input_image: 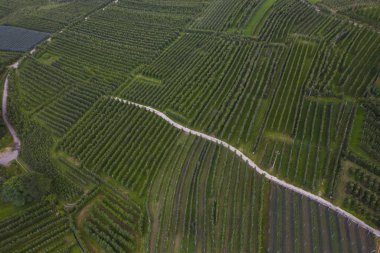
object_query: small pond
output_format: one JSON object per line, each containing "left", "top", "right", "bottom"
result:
{"left": 0, "top": 25, "right": 49, "bottom": 52}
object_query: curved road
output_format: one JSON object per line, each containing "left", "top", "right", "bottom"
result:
{"left": 0, "top": 76, "right": 20, "bottom": 165}
{"left": 111, "top": 96, "right": 380, "bottom": 237}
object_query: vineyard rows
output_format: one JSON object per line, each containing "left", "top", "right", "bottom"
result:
{"left": 58, "top": 98, "right": 378, "bottom": 251}
{"left": 0, "top": 202, "right": 76, "bottom": 252}
{"left": 0, "top": 51, "right": 19, "bottom": 75}
{"left": 0, "top": 0, "right": 110, "bottom": 32}
{"left": 320, "top": 0, "right": 380, "bottom": 11}
{"left": 268, "top": 183, "right": 377, "bottom": 253}
{"left": 115, "top": 0, "right": 380, "bottom": 201}
{"left": 81, "top": 189, "right": 144, "bottom": 253}
{"left": 343, "top": 5, "right": 380, "bottom": 28}
{"left": 1, "top": 0, "right": 379, "bottom": 251}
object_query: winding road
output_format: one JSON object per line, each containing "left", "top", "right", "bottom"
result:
{"left": 111, "top": 96, "right": 380, "bottom": 237}
{"left": 0, "top": 76, "right": 20, "bottom": 165}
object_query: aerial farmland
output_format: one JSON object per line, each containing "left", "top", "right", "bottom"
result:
{"left": 0, "top": 0, "right": 379, "bottom": 252}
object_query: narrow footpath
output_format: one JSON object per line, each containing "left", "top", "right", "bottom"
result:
{"left": 111, "top": 96, "right": 380, "bottom": 237}
{"left": 0, "top": 76, "right": 20, "bottom": 165}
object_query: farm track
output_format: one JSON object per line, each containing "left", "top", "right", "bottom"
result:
{"left": 0, "top": 76, "right": 20, "bottom": 165}
{"left": 110, "top": 96, "right": 380, "bottom": 237}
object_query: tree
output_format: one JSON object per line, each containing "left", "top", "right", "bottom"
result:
{"left": 1, "top": 172, "right": 51, "bottom": 206}
{"left": 44, "top": 193, "right": 58, "bottom": 206}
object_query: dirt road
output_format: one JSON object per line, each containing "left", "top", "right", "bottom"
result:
{"left": 0, "top": 76, "right": 20, "bottom": 165}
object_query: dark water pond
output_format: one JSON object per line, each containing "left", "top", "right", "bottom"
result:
{"left": 0, "top": 25, "right": 49, "bottom": 52}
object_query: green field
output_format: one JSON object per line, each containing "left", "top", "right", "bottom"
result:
{"left": 244, "top": 0, "right": 277, "bottom": 35}
{"left": 0, "top": 0, "right": 379, "bottom": 252}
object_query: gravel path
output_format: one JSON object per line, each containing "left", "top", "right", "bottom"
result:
{"left": 0, "top": 76, "right": 20, "bottom": 165}
{"left": 111, "top": 96, "right": 380, "bottom": 237}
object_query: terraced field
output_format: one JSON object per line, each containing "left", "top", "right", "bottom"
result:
{"left": 0, "top": 0, "right": 379, "bottom": 252}
{"left": 0, "top": 0, "right": 110, "bottom": 32}
{"left": 0, "top": 202, "right": 78, "bottom": 252}
{"left": 59, "top": 98, "right": 378, "bottom": 252}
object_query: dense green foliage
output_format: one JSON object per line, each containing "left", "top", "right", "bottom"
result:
{"left": 344, "top": 5, "right": 380, "bottom": 28}
{"left": 82, "top": 189, "right": 144, "bottom": 252}
{"left": 59, "top": 98, "right": 378, "bottom": 252}
{"left": 0, "top": 51, "right": 19, "bottom": 73}
{"left": 118, "top": 2, "right": 380, "bottom": 198}
{"left": 0, "top": 0, "right": 110, "bottom": 32}
{"left": 320, "top": 0, "right": 380, "bottom": 11}
{"left": 1, "top": 171, "right": 51, "bottom": 206}
{"left": 0, "top": 0, "right": 379, "bottom": 252}
{"left": 267, "top": 183, "right": 377, "bottom": 253}
{"left": 0, "top": 52, "right": 19, "bottom": 140}
{"left": 344, "top": 164, "right": 380, "bottom": 226}
{"left": 0, "top": 202, "right": 77, "bottom": 252}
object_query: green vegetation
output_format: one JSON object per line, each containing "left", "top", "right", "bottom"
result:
{"left": 0, "top": 200, "right": 30, "bottom": 221}
{"left": 58, "top": 99, "right": 377, "bottom": 251}
{"left": 349, "top": 107, "right": 366, "bottom": 155}
{"left": 1, "top": 171, "right": 51, "bottom": 206}
{"left": 0, "top": 51, "right": 21, "bottom": 145}
{"left": 0, "top": 51, "right": 20, "bottom": 73}
{"left": 0, "top": 0, "right": 379, "bottom": 251}
{"left": 244, "top": 0, "right": 277, "bottom": 35}
{"left": 0, "top": 0, "right": 110, "bottom": 32}
{"left": 320, "top": 0, "right": 380, "bottom": 11}
{"left": 80, "top": 189, "right": 144, "bottom": 252}
{"left": 345, "top": 6, "right": 380, "bottom": 32}
{"left": 192, "top": 0, "right": 263, "bottom": 31}
{"left": 37, "top": 52, "right": 60, "bottom": 65}
{"left": 0, "top": 202, "right": 76, "bottom": 252}
{"left": 336, "top": 159, "right": 380, "bottom": 227}
{"left": 267, "top": 183, "right": 377, "bottom": 252}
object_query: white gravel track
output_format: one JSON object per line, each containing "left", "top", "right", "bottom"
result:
{"left": 0, "top": 76, "right": 20, "bottom": 165}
